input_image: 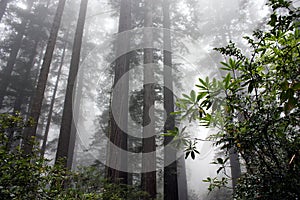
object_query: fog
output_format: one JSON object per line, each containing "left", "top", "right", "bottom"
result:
{"left": 0, "top": 0, "right": 292, "bottom": 199}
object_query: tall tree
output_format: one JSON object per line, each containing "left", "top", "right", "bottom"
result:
{"left": 142, "top": 0, "right": 156, "bottom": 198}
{"left": 13, "top": 0, "right": 52, "bottom": 114}
{"left": 106, "top": 0, "right": 131, "bottom": 184}
{"left": 55, "top": 0, "right": 88, "bottom": 168}
{"left": 0, "top": 0, "right": 9, "bottom": 23}
{"left": 162, "top": 0, "right": 179, "bottom": 199}
{"left": 40, "top": 31, "right": 69, "bottom": 158}
{"left": 0, "top": 0, "right": 35, "bottom": 108}
{"left": 22, "top": 0, "right": 67, "bottom": 155}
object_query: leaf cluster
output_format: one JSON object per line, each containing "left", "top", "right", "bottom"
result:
{"left": 174, "top": 0, "right": 300, "bottom": 199}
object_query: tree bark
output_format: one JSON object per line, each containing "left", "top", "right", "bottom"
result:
{"left": 55, "top": 0, "right": 88, "bottom": 168}
{"left": 141, "top": 0, "right": 156, "bottom": 198}
{"left": 162, "top": 0, "right": 180, "bottom": 199}
{"left": 22, "top": 0, "right": 67, "bottom": 155}
{"left": 177, "top": 155, "right": 188, "bottom": 200}
{"left": 106, "top": 0, "right": 131, "bottom": 184}
{"left": 229, "top": 147, "right": 241, "bottom": 189}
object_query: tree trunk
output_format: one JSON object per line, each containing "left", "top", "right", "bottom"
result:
{"left": 162, "top": 0, "right": 179, "bottom": 199}
{"left": 177, "top": 155, "right": 188, "bottom": 200}
{"left": 70, "top": 20, "right": 91, "bottom": 170}
{"left": 0, "top": 0, "right": 35, "bottom": 108}
{"left": 106, "top": 0, "right": 131, "bottom": 184}
{"left": 40, "top": 31, "right": 68, "bottom": 158}
{"left": 55, "top": 0, "right": 88, "bottom": 168}
{"left": 22, "top": 0, "right": 67, "bottom": 155}
{"left": 141, "top": 0, "right": 156, "bottom": 198}
{"left": 0, "top": 0, "right": 9, "bottom": 23}
{"left": 229, "top": 147, "right": 241, "bottom": 189}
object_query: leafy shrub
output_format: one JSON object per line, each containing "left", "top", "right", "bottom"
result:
{"left": 175, "top": 0, "right": 300, "bottom": 199}
{"left": 0, "top": 113, "right": 147, "bottom": 199}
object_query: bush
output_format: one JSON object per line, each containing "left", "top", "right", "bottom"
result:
{"left": 0, "top": 113, "right": 147, "bottom": 199}
{"left": 176, "top": 0, "right": 300, "bottom": 199}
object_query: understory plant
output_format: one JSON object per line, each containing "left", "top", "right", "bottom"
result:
{"left": 175, "top": 0, "right": 300, "bottom": 199}
{"left": 0, "top": 113, "right": 147, "bottom": 199}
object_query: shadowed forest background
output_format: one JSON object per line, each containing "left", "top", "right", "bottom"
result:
{"left": 0, "top": 0, "right": 299, "bottom": 199}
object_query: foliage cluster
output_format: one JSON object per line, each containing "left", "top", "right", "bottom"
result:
{"left": 175, "top": 0, "right": 300, "bottom": 199}
{"left": 0, "top": 113, "right": 147, "bottom": 200}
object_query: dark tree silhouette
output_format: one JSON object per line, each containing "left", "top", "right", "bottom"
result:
{"left": 163, "top": 0, "right": 179, "bottom": 199}
{"left": 106, "top": 0, "right": 131, "bottom": 184}
{"left": 55, "top": 0, "right": 89, "bottom": 169}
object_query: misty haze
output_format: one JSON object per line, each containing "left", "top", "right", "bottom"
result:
{"left": 0, "top": 0, "right": 299, "bottom": 199}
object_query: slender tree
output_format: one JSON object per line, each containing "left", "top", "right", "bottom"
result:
{"left": 22, "top": 0, "right": 67, "bottom": 155}
{"left": 40, "top": 31, "right": 69, "bottom": 158}
{"left": 106, "top": 0, "right": 131, "bottom": 184}
{"left": 55, "top": 0, "right": 88, "bottom": 168}
{"left": 69, "top": 20, "right": 91, "bottom": 170}
{"left": 141, "top": 0, "right": 156, "bottom": 198}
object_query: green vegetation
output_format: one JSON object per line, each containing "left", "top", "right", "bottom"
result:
{"left": 175, "top": 0, "right": 300, "bottom": 199}
{"left": 0, "top": 113, "right": 147, "bottom": 199}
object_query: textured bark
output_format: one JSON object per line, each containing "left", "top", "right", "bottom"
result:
{"left": 106, "top": 0, "right": 131, "bottom": 184}
{"left": 162, "top": 0, "right": 179, "bottom": 199}
{"left": 0, "top": 0, "right": 9, "bottom": 23}
{"left": 0, "top": 0, "right": 35, "bottom": 108}
{"left": 229, "top": 147, "right": 241, "bottom": 189}
{"left": 55, "top": 0, "right": 88, "bottom": 168}
{"left": 141, "top": 0, "right": 156, "bottom": 198}
{"left": 40, "top": 32, "right": 68, "bottom": 158}
{"left": 22, "top": 0, "right": 67, "bottom": 155}
{"left": 177, "top": 155, "right": 188, "bottom": 200}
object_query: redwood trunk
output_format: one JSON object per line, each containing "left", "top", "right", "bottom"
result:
{"left": 229, "top": 147, "right": 241, "bottom": 189}
{"left": 106, "top": 0, "right": 131, "bottom": 184}
{"left": 55, "top": 0, "right": 88, "bottom": 168}
{"left": 163, "top": 0, "right": 179, "bottom": 199}
{"left": 141, "top": 0, "right": 156, "bottom": 198}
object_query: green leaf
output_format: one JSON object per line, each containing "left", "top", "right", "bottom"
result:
{"left": 185, "top": 152, "right": 190, "bottom": 159}
{"left": 199, "top": 78, "right": 208, "bottom": 88}
{"left": 190, "top": 90, "right": 196, "bottom": 102}
{"left": 248, "top": 81, "right": 254, "bottom": 93}
{"left": 217, "top": 158, "right": 224, "bottom": 164}
{"left": 191, "top": 151, "right": 195, "bottom": 159}
{"left": 182, "top": 94, "right": 191, "bottom": 100}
